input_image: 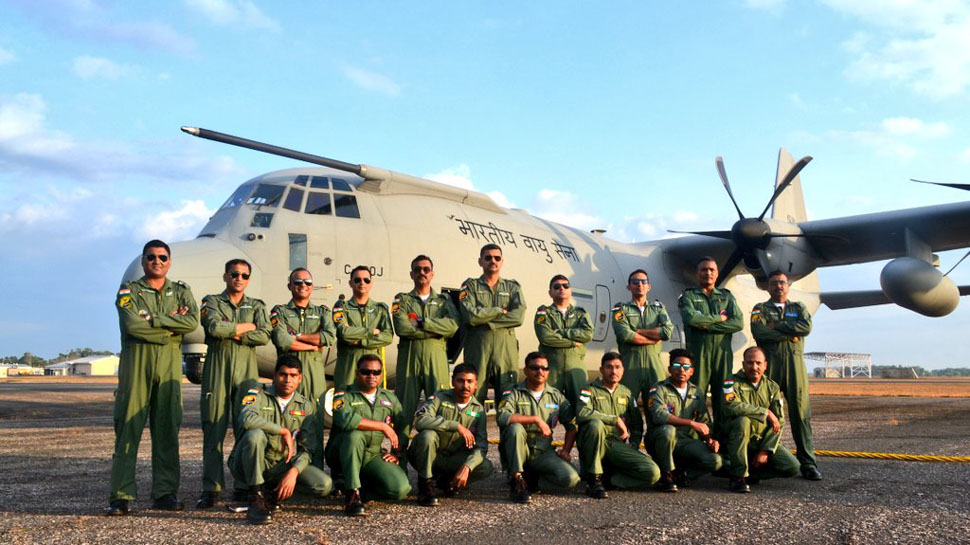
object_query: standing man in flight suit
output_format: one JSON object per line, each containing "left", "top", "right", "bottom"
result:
{"left": 611, "top": 269, "right": 673, "bottom": 450}
{"left": 576, "top": 352, "right": 661, "bottom": 499}
{"left": 679, "top": 257, "right": 744, "bottom": 440}
{"left": 723, "top": 346, "right": 800, "bottom": 493}
{"left": 326, "top": 354, "right": 411, "bottom": 516}
{"left": 750, "top": 270, "right": 821, "bottom": 481}
{"left": 534, "top": 274, "right": 594, "bottom": 407}
{"left": 197, "top": 259, "right": 271, "bottom": 509}
{"left": 227, "top": 355, "right": 332, "bottom": 525}
{"left": 332, "top": 266, "right": 393, "bottom": 390}
{"left": 270, "top": 267, "right": 336, "bottom": 468}
{"left": 460, "top": 244, "right": 527, "bottom": 404}
{"left": 106, "top": 240, "right": 199, "bottom": 516}
{"left": 646, "top": 348, "right": 722, "bottom": 492}
{"left": 392, "top": 255, "right": 460, "bottom": 449}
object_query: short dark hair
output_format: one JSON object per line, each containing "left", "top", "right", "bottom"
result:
{"left": 225, "top": 259, "right": 252, "bottom": 274}
{"left": 479, "top": 244, "right": 502, "bottom": 257}
{"left": 668, "top": 348, "right": 693, "bottom": 363}
{"left": 452, "top": 363, "right": 478, "bottom": 378}
{"left": 549, "top": 274, "right": 569, "bottom": 289}
{"left": 350, "top": 265, "right": 372, "bottom": 280}
{"left": 627, "top": 269, "right": 649, "bottom": 284}
{"left": 696, "top": 256, "right": 717, "bottom": 268}
{"left": 356, "top": 354, "right": 383, "bottom": 370}
{"left": 143, "top": 240, "right": 170, "bottom": 257}
{"left": 411, "top": 255, "right": 434, "bottom": 269}
{"left": 275, "top": 354, "right": 303, "bottom": 374}
{"left": 743, "top": 346, "right": 766, "bottom": 360}
{"left": 768, "top": 270, "right": 787, "bottom": 280}
{"left": 601, "top": 351, "right": 623, "bottom": 367}
{"left": 289, "top": 267, "right": 311, "bottom": 283}
{"left": 524, "top": 351, "right": 547, "bottom": 367}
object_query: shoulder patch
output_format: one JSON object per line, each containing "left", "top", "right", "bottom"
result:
{"left": 241, "top": 394, "right": 257, "bottom": 405}
{"left": 333, "top": 310, "right": 344, "bottom": 323}
{"left": 333, "top": 398, "right": 345, "bottom": 410}
{"left": 117, "top": 295, "right": 133, "bottom": 309}
{"left": 724, "top": 391, "right": 736, "bottom": 402}
{"left": 614, "top": 309, "right": 624, "bottom": 322}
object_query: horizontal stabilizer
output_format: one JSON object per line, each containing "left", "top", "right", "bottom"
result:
{"left": 822, "top": 286, "right": 970, "bottom": 310}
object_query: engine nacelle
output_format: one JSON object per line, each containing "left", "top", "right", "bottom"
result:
{"left": 879, "top": 257, "right": 959, "bottom": 317}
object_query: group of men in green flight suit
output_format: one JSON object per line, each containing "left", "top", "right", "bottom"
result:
{"left": 106, "top": 239, "right": 823, "bottom": 518}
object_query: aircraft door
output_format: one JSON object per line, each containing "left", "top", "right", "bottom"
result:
{"left": 593, "top": 284, "right": 611, "bottom": 342}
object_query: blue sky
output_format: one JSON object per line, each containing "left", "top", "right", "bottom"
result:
{"left": 2, "top": 1, "right": 969, "bottom": 368}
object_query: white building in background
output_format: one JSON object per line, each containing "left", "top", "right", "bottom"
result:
{"left": 43, "top": 355, "right": 119, "bottom": 376}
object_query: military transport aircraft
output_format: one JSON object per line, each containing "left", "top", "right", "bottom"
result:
{"left": 121, "top": 127, "right": 970, "bottom": 394}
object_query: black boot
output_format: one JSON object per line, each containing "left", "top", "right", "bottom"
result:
{"left": 729, "top": 477, "right": 751, "bottom": 493}
{"left": 195, "top": 491, "right": 220, "bottom": 509}
{"left": 585, "top": 474, "right": 608, "bottom": 499}
{"left": 657, "top": 471, "right": 679, "bottom": 493}
{"left": 417, "top": 478, "right": 438, "bottom": 506}
{"left": 247, "top": 489, "right": 272, "bottom": 525}
{"left": 509, "top": 473, "right": 531, "bottom": 504}
{"left": 104, "top": 499, "right": 130, "bottom": 516}
{"left": 344, "top": 489, "right": 365, "bottom": 516}
{"left": 152, "top": 494, "right": 184, "bottom": 511}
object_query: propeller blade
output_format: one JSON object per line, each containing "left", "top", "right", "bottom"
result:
{"left": 911, "top": 179, "right": 970, "bottom": 191}
{"left": 715, "top": 249, "right": 745, "bottom": 288}
{"left": 667, "top": 229, "right": 733, "bottom": 239}
{"left": 764, "top": 232, "right": 850, "bottom": 243}
{"left": 758, "top": 156, "right": 813, "bottom": 220}
{"left": 944, "top": 248, "right": 970, "bottom": 277}
{"left": 715, "top": 156, "right": 745, "bottom": 221}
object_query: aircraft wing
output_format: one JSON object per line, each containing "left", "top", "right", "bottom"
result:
{"left": 821, "top": 285, "right": 970, "bottom": 310}
{"left": 799, "top": 201, "right": 970, "bottom": 267}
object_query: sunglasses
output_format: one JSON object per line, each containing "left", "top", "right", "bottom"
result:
{"left": 229, "top": 272, "right": 251, "bottom": 280}
{"left": 358, "top": 368, "right": 382, "bottom": 376}
{"left": 671, "top": 362, "right": 693, "bottom": 370}
{"left": 629, "top": 279, "right": 649, "bottom": 285}
{"left": 144, "top": 254, "right": 169, "bottom": 263}
{"left": 551, "top": 283, "right": 570, "bottom": 290}
{"left": 526, "top": 365, "right": 550, "bottom": 372}
{"left": 352, "top": 276, "right": 372, "bottom": 284}
{"left": 412, "top": 266, "right": 432, "bottom": 274}
{"left": 482, "top": 255, "right": 502, "bottom": 262}
{"left": 290, "top": 279, "right": 313, "bottom": 287}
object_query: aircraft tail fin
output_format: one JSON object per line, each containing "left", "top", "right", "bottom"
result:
{"left": 771, "top": 147, "right": 808, "bottom": 224}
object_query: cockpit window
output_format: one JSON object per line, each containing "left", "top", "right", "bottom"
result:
{"left": 305, "top": 191, "right": 333, "bottom": 215}
{"left": 294, "top": 175, "right": 309, "bottom": 187}
{"left": 334, "top": 194, "right": 360, "bottom": 218}
{"left": 219, "top": 183, "right": 255, "bottom": 210}
{"left": 331, "top": 178, "right": 353, "bottom": 192}
{"left": 310, "top": 176, "right": 329, "bottom": 189}
{"left": 246, "top": 184, "right": 286, "bottom": 207}
{"left": 283, "top": 187, "right": 304, "bottom": 212}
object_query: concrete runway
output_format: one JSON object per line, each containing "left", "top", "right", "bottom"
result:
{"left": 0, "top": 381, "right": 968, "bottom": 544}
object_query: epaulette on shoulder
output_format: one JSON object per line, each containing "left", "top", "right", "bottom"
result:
{"left": 651, "top": 299, "right": 664, "bottom": 307}
{"left": 175, "top": 280, "right": 188, "bottom": 287}
{"left": 332, "top": 299, "right": 345, "bottom": 309}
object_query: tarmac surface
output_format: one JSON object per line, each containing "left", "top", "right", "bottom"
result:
{"left": 1, "top": 380, "right": 968, "bottom": 545}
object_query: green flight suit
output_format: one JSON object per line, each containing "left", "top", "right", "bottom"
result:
{"left": 678, "top": 287, "right": 743, "bottom": 439}
{"left": 534, "top": 303, "right": 594, "bottom": 407}
{"left": 751, "top": 299, "right": 816, "bottom": 471}
{"left": 392, "top": 289, "right": 460, "bottom": 445}
{"left": 576, "top": 380, "right": 660, "bottom": 489}
{"left": 110, "top": 277, "right": 199, "bottom": 502}
{"left": 722, "top": 371, "right": 800, "bottom": 480}
{"left": 200, "top": 291, "right": 271, "bottom": 493}
{"left": 332, "top": 298, "right": 393, "bottom": 390}
{"left": 271, "top": 300, "right": 336, "bottom": 467}
{"left": 459, "top": 276, "right": 527, "bottom": 404}
{"left": 227, "top": 384, "right": 332, "bottom": 497}
{"left": 325, "top": 387, "right": 411, "bottom": 499}
{"left": 407, "top": 389, "right": 493, "bottom": 483}
{"left": 610, "top": 300, "right": 673, "bottom": 449}
{"left": 497, "top": 383, "right": 580, "bottom": 489}
{"left": 646, "top": 379, "right": 723, "bottom": 477}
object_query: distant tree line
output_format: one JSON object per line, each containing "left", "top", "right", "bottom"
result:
{"left": 871, "top": 364, "right": 970, "bottom": 377}
{"left": 1, "top": 348, "right": 117, "bottom": 368}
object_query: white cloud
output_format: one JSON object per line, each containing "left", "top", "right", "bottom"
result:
{"left": 0, "top": 93, "right": 76, "bottom": 159}
{"left": 880, "top": 116, "right": 950, "bottom": 138}
{"left": 0, "top": 47, "right": 15, "bottom": 65}
{"left": 72, "top": 55, "right": 132, "bottom": 79}
{"left": 824, "top": 0, "right": 970, "bottom": 99}
{"left": 425, "top": 164, "right": 515, "bottom": 209}
{"left": 184, "top": 0, "right": 280, "bottom": 31}
{"left": 532, "top": 189, "right": 604, "bottom": 232}
{"left": 138, "top": 200, "right": 214, "bottom": 241}
{"left": 341, "top": 65, "right": 401, "bottom": 97}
